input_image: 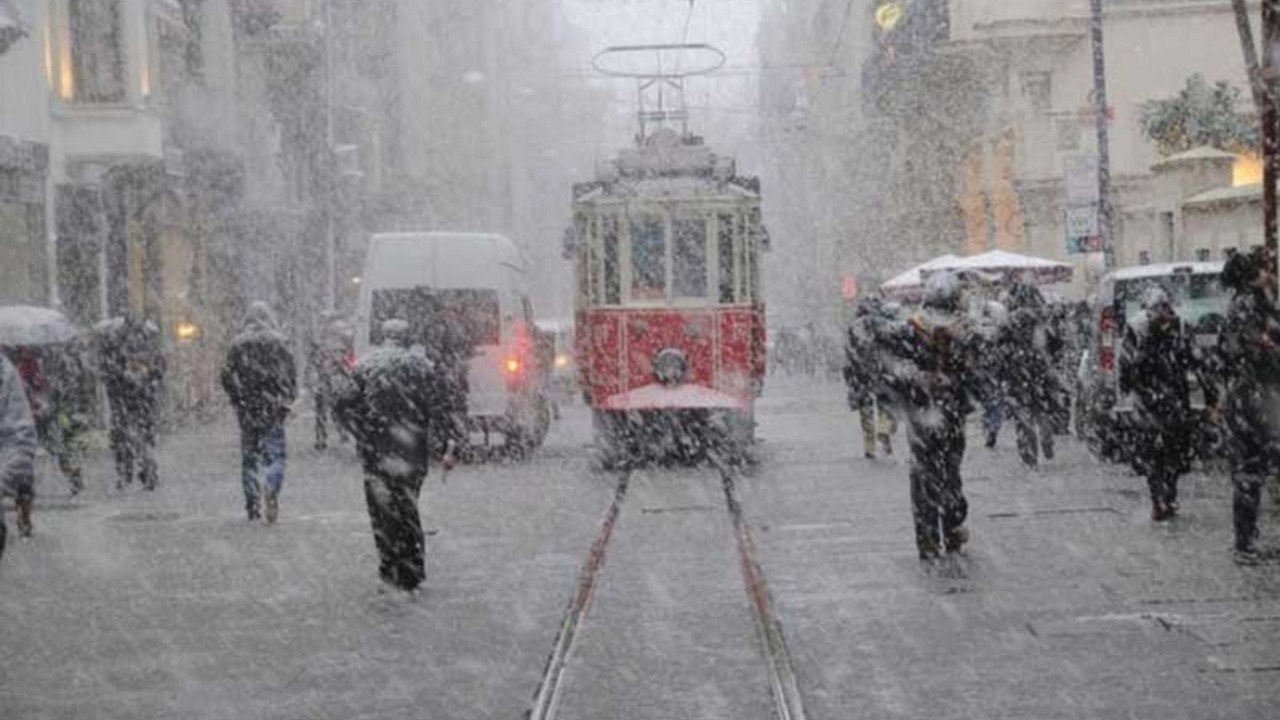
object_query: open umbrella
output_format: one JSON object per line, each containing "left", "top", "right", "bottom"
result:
{"left": 925, "top": 250, "right": 1073, "bottom": 285}
{"left": 0, "top": 306, "right": 80, "bottom": 347}
{"left": 881, "top": 254, "right": 962, "bottom": 297}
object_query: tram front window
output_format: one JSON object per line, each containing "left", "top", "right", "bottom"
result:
{"left": 673, "top": 218, "right": 708, "bottom": 299}
{"left": 718, "top": 212, "right": 736, "bottom": 303}
{"left": 630, "top": 215, "right": 666, "bottom": 300}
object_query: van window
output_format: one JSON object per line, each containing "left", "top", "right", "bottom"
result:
{"left": 1115, "top": 273, "right": 1226, "bottom": 327}
{"left": 371, "top": 287, "right": 501, "bottom": 349}
{"left": 673, "top": 218, "right": 708, "bottom": 298}
{"left": 630, "top": 215, "right": 666, "bottom": 301}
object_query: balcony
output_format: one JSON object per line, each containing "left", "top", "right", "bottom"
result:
{"left": 52, "top": 102, "right": 165, "bottom": 163}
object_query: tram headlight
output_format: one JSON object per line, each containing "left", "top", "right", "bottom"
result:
{"left": 652, "top": 348, "right": 689, "bottom": 387}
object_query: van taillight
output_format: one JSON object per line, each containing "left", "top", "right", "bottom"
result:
{"left": 1100, "top": 347, "right": 1115, "bottom": 372}
{"left": 1100, "top": 307, "right": 1117, "bottom": 333}
{"left": 1099, "top": 307, "right": 1117, "bottom": 373}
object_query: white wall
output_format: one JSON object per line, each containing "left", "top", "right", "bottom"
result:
{"left": 0, "top": 0, "right": 52, "bottom": 145}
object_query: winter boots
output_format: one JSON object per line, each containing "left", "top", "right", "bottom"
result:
{"left": 15, "top": 496, "right": 32, "bottom": 538}
{"left": 265, "top": 491, "right": 279, "bottom": 524}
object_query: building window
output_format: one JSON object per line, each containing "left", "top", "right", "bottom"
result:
{"left": 1195, "top": 248, "right": 1211, "bottom": 262}
{"left": 1138, "top": 251, "right": 1151, "bottom": 266}
{"left": 69, "top": 0, "right": 126, "bottom": 103}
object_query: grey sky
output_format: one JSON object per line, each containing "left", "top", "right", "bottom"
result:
{"left": 562, "top": 0, "right": 763, "bottom": 163}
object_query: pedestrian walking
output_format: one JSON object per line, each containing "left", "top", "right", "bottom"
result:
{"left": 843, "top": 298, "right": 896, "bottom": 459}
{"left": 99, "top": 316, "right": 165, "bottom": 491}
{"left": 309, "top": 313, "right": 355, "bottom": 451}
{"left": 972, "top": 297, "right": 1009, "bottom": 449}
{"left": 1001, "top": 283, "right": 1062, "bottom": 467}
{"left": 0, "top": 353, "right": 38, "bottom": 558}
{"left": 882, "top": 273, "right": 978, "bottom": 559}
{"left": 1121, "top": 287, "right": 1211, "bottom": 522}
{"left": 333, "top": 319, "right": 464, "bottom": 592}
{"left": 11, "top": 344, "right": 90, "bottom": 495}
{"left": 220, "top": 302, "right": 297, "bottom": 523}
{"left": 1220, "top": 247, "right": 1280, "bottom": 560}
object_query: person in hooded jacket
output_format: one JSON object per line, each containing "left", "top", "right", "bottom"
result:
{"left": 881, "top": 272, "right": 978, "bottom": 559}
{"left": 333, "top": 319, "right": 465, "bottom": 592}
{"left": 1001, "top": 282, "right": 1063, "bottom": 467}
{"left": 220, "top": 302, "right": 297, "bottom": 523}
{"left": 1219, "top": 247, "right": 1280, "bottom": 560}
{"left": 843, "top": 297, "right": 897, "bottom": 459}
{"left": 1, "top": 353, "right": 38, "bottom": 556}
{"left": 99, "top": 316, "right": 166, "bottom": 490}
{"left": 309, "top": 313, "right": 355, "bottom": 451}
{"left": 1120, "top": 286, "right": 1212, "bottom": 521}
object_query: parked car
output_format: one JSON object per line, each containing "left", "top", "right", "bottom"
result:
{"left": 1079, "top": 261, "right": 1227, "bottom": 462}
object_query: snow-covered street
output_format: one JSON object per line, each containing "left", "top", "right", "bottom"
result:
{"left": 3, "top": 377, "right": 1278, "bottom": 719}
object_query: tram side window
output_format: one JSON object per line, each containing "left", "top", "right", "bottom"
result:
{"left": 602, "top": 215, "right": 621, "bottom": 305}
{"left": 588, "top": 216, "right": 602, "bottom": 305}
{"left": 748, "top": 208, "right": 763, "bottom": 301}
{"left": 673, "top": 218, "right": 708, "bottom": 298}
{"left": 630, "top": 215, "right": 666, "bottom": 301}
{"left": 717, "top": 212, "right": 736, "bottom": 304}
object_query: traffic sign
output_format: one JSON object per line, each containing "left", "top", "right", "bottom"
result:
{"left": 1064, "top": 156, "right": 1099, "bottom": 204}
{"left": 1065, "top": 204, "right": 1099, "bottom": 238}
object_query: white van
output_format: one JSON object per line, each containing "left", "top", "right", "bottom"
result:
{"left": 355, "top": 232, "right": 551, "bottom": 453}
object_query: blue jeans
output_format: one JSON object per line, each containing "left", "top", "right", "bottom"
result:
{"left": 983, "top": 396, "right": 1006, "bottom": 438}
{"left": 241, "top": 423, "right": 286, "bottom": 507}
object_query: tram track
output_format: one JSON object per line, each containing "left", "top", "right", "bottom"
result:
{"left": 523, "top": 459, "right": 808, "bottom": 720}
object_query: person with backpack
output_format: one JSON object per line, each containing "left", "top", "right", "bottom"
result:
{"left": 220, "top": 302, "right": 297, "bottom": 523}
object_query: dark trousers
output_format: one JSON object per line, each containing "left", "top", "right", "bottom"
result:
{"left": 1014, "top": 409, "right": 1055, "bottom": 467}
{"left": 908, "top": 420, "right": 968, "bottom": 555}
{"left": 1233, "top": 473, "right": 1266, "bottom": 550}
{"left": 364, "top": 474, "right": 426, "bottom": 591}
{"left": 109, "top": 396, "right": 157, "bottom": 489}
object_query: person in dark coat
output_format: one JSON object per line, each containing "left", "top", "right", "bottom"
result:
{"left": 1120, "top": 286, "right": 1212, "bottom": 521}
{"left": 99, "top": 317, "right": 166, "bottom": 491}
{"left": 1, "top": 353, "right": 38, "bottom": 557}
{"left": 843, "top": 298, "right": 897, "bottom": 459}
{"left": 334, "top": 319, "right": 465, "bottom": 592}
{"left": 1001, "top": 283, "right": 1063, "bottom": 467}
{"left": 881, "top": 272, "right": 978, "bottom": 559}
{"left": 309, "top": 313, "right": 354, "bottom": 451}
{"left": 10, "top": 343, "right": 92, "bottom": 495}
{"left": 220, "top": 302, "right": 297, "bottom": 523}
{"left": 1220, "top": 247, "right": 1280, "bottom": 560}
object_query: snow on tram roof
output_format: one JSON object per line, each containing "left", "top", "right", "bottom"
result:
{"left": 575, "top": 176, "right": 759, "bottom": 202}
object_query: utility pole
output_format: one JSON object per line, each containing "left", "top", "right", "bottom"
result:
{"left": 322, "top": 0, "right": 337, "bottom": 313}
{"left": 1263, "top": 0, "right": 1279, "bottom": 253}
{"left": 1090, "top": 0, "right": 1116, "bottom": 270}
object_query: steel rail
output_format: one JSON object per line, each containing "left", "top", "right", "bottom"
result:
{"left": 715, "top": 458, "right": 810, "bottom": 720}
{"left": 525, "top": 471, "right": 631, "bottom": 720}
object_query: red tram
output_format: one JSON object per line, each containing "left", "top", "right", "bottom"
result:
{"left": 564, "top": 127, "right": 768, "bottom": 462}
